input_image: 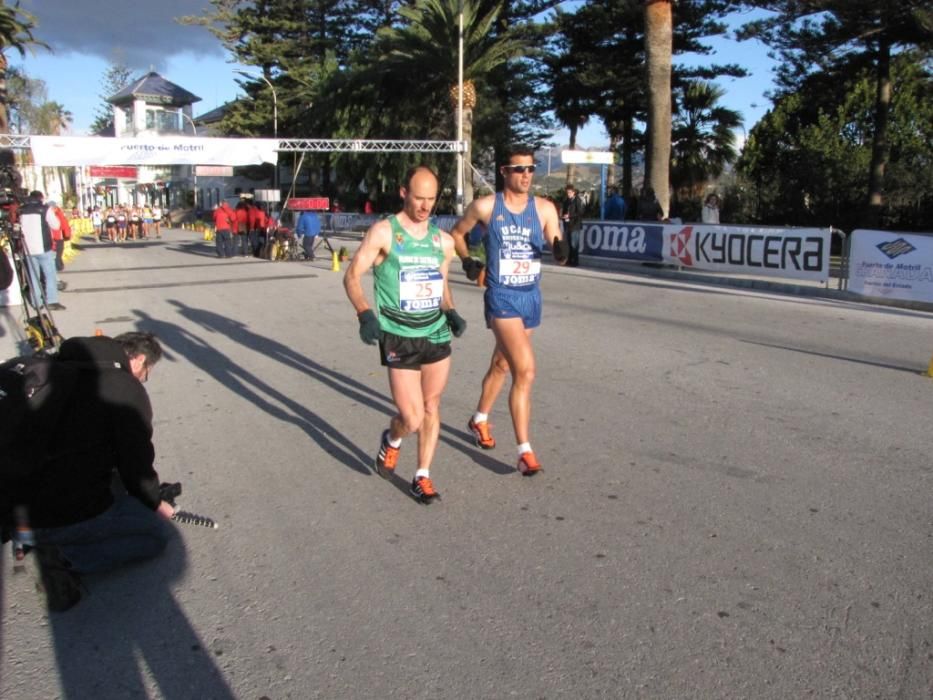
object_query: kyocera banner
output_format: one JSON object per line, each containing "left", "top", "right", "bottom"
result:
{"left": 580, "top": 221, "right": 830, "bottom": 281}
{"left": 847, "top": 229, "right": 933, "bottom": 303}
{"left": 30, "top": 136, "right": 278, "bottom": 166}
{"left": 664, "top": 224, "right": 831, "bottom": 282}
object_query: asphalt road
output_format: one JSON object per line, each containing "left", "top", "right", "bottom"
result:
{"left": 2, "top": 230, "right": 931, "bottom": 699}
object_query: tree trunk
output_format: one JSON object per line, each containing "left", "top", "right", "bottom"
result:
{"left": 463, "top": 108, "right": 474, "bottom": 206}
{"left": 867, "top": 38, "right": 891, "bottom": 227}
{"left": 0, "top": 55, "right": 8, "bottom": 134}
{"left": 622, "top": 111, "right": 634, "bottom": 198}
{"left": 566, "top": 123, "right": 579, "bottom": 185}
{"left": 644, "top": 0, "right": 672, "bottom": 218}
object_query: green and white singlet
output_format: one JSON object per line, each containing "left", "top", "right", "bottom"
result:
{"left": 373, "top": 216, "right": 451, "bottom": 343}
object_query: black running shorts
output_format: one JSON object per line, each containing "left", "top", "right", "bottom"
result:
{"left": 379, "top": 331, "right": 451, "bottom": 369}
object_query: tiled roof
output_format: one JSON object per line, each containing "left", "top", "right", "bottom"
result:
{"left": 108, "top": 71, "right": 201, "bottom": 106}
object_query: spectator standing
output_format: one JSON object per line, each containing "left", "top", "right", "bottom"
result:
{"left": 636, "top": 186, "right": 664, "bottom": 221}
{"left": 560, "top": 184, "right": 585, "bottom": 267}
{"left": 234, "top": 200, "right": 250, "bottom": 257}
{"left": 47, "top": 200, "right": 71, "bottom": 274}
{"left": 604, "top": 187, "right": 627, "bottom": 221}
{"left": 212, "top": 202, "right": 236, "bottom": 258}
{"left": 296, "top": 209, "right": 321, "bottom": 260}
{"left": 701, "top": 193, "right": 721, "bottom": 224}
{"left": 19, "top": 190, "right": 65, "bottom": 311}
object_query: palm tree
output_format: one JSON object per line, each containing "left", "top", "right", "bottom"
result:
{"left": 35, "top": 101, "right": 73, "bottom": 135}
{"left": 372, "top": 0, "right": 532, "bottom": 205}
{"left": 0, "top": 1, "right": 46, "bottom": 133}
{"left": 671, "top": 81, "right": 742, "bottom": 197}
{"left": 644, "top": 0, "right": 672, "bottom": 217}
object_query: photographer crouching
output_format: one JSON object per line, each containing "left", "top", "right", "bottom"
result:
{"left": 1, "top": 332, "right": 176, "bottom": 611}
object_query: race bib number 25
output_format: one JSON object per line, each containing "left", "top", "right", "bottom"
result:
{"left": 399, "top": 268, "right": 443, "bottom": 311}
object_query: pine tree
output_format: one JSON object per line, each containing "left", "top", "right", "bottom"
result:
{"left": 89, "top": 64, "right": 133, "bottom": 135}
{"left": 738, "top": 1, "right": 933, "bottom": 225}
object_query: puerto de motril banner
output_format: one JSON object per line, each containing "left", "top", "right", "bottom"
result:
{"left": 29, "top": 136, "right": 278, "bottom": 167}
{"left": 847, "top": 229, "right": 933, "bottom": 303}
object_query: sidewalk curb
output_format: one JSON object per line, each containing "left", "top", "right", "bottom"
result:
{"left": 577, "top": 256, "right": 933, "bottom": 314}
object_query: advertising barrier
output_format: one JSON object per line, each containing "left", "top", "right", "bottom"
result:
{"left": 581, "top": 220, "right": 832, "bottom": 283}
{"left": 847, "top": 229, "right": 933, "bottom": 304}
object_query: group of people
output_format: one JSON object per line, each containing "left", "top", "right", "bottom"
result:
{"left": 92, "top": 204, "right": 164, "bottom": 242}
{"left": 344, "top": 145, "right": 568, "bottom": 504}
{"left": 211, "top": 196, "right": 276, "bottom": 259}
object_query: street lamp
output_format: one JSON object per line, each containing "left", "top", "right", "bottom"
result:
{"left": 177, "top": 109, "right": 199, "bottom": 212}
{"left": 236, "top": 69, "right": 279, "bottom": 193}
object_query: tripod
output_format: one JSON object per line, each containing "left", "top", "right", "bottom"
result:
{"left": 1, "top": 226, "right": 62, "bottom": 353}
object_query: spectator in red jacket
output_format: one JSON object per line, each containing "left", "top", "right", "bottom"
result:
{"left": 248, "top": 200, "right": 265, "bottom": 257}
{"left": 212, "top": 202, "right": 235, "bottom": 258}
{"left": 48, "top": 201, "right": 72, "bottom": 274}
{"left": 234, "top": 201, "right": 250, "bottom": 257}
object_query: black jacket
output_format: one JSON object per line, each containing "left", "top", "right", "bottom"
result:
{"left": 27, "top": 337, "right": 162, "bottom": 528}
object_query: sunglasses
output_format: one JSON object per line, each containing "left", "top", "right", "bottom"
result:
{"left": 502, "top": 165, "right": 536, "bottom": 174}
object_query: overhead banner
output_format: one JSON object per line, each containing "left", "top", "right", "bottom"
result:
{"left": 847, "top": 229, "right": 933, "bottom": 303}
{"left": 30, "top": 135, "right": 278, "bottom": 167}
{"left": 580, "top": 221, "right": 831, "bottom": 282}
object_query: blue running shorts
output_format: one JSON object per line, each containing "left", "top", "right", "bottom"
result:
{"left": 484, "top": 286, "right": 541, "bottom": 329}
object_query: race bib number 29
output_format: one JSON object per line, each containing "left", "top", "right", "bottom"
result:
{"left": 399, "top": 268, "right": 443, "bottom": 311}
{"left": 498, "top": 258, "right": 541, "bottom": 286}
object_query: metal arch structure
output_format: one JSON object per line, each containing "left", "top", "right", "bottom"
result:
{"left": 274, "top": 139, "right": 464, "bottom": 154}
{"left": 0, "top": 134, "right": 32, "bottom": 149}
{"left": 0, "top": 134, "right": 465, "bottom": 154}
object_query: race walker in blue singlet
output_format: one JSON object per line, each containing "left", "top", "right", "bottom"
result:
{"left": 482, "top": 191, "right": 547, "bottom": 329}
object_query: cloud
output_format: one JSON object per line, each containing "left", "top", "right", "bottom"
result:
{"left": 22, "top": 0, "right": 223, "bottom": 70}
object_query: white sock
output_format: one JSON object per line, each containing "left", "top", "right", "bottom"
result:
{"left": 387, "top": 434, "right": 402, "bottom": 448}
{"left": 517, "top": 442, "right": 532, "bottom": 456}
{"left": 415, "top": 468, "right": 430, "bottom": 479}
{"left": 473, "top": 412, "right": 489, "bottom": 424}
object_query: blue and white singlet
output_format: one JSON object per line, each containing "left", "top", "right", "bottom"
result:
{"left": 483, "top": 192, "right": 546, "bottom": 293}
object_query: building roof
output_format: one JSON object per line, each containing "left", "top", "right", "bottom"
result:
{"left": 194, "top": 101, "right": 236, "bottom": 125}
{"left": 108, "top": 71, "right": 201, "bottom": 107}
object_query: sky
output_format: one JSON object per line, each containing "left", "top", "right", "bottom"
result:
{"left": 14, "top": 1, "right": 778, "bottom": 147}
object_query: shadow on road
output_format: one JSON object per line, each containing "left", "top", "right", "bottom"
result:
{"left": 135, "top": 302, "right": 514, "bottom": 478}
{"left": 741, "top": 339, "right": 925, "bottom": 375}
{"left": 47, "top": 533, "right": 235, "bottom": 700}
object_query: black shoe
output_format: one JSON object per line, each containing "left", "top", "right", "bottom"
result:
{"left": 48, "top": 303, "right": 66, "bottom": 311}
{"left": 374, "top": 429, "right": 399, "bottom": 479}
{"left": 410, "top": 475, "right": 440, "bottom": 504}
{"left": 35, "top": 546, "right": 83, "bottom": 612}
{"left": 57, "top": 280, "right": 68, "bottom": 292}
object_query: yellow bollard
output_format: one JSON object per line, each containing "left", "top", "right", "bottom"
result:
{"left": 331, "top": 250, "right": 341, "bottom": 272}
{"left": 927, "top": 354, "right": 933, "bottom": 378}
